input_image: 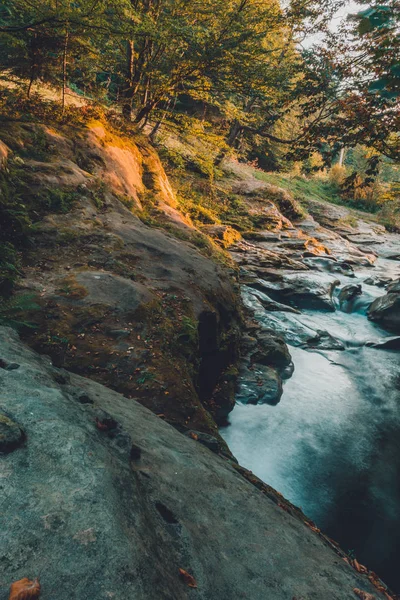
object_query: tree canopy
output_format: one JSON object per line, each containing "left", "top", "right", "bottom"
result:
{"left": 0, "top": 0, "right": 398, "bottom": 163}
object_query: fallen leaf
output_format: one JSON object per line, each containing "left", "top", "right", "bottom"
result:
{"left": 9, "top": 578, "right": 40, "bottom": 600}
{"left": 189, "top": 432, "right": 199, "bottom": 441}
{"left": 353, "top": 588, "right": 376, "bottom": 600}
{"left": 179, "top": 568, "right": 197, "bottom": 588}
{"left": 352, "top": 559, "right": 368, "bottom": 574}
{"left": 353, "top": 559, "right": 362, "bottom": 572}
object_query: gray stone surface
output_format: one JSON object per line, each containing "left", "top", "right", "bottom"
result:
{"left": 0, "top": 327, "right": 387, "bottom": 599}
{"left": 368, "top": 286, "right": 400, "bottom": 333}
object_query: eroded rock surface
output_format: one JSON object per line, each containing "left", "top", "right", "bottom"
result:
{"left": 368, "top": 280, "right": 400, "bottom": 333}
{"left": 0, "top": 327, "right": 388, "bottom": 599}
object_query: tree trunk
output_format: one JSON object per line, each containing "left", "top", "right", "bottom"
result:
{"left": 134, "top": 100, "right": 157, "bottom": 125}
{"left": 27, "top": 34, "right": 38, "bottom": 98}
{"left": 215, "top": 120, "right": 242, "bottom": 165}
{"left": 339, "top": 147, "right": 346, "bottom": 167}
{"left": 149, "top": 98, "right": 171, "bottom": 141}
{"left": 122, "top": 40, "right": 135, "bottom": 121}
{"left": 226, "top": 120, "right": 242, "bottom": 147}
{"left": 61, "top": 26, "right": 69, "bottom": 113}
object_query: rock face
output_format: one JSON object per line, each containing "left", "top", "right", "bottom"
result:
{"left": 368, "top": 282, "right": 400, "bottom": 333}
{"left": 236, "top": 327, "right": 293, "bottom": 406}
{"left": 199, "top": 224, "right": 241, "bottom": 248}
{"left": 0, "top": 121, "right": 241, "bottom": 438}
{"left": 250, "top": 272, "right": 339, "bottom": 312}
{"left": 0, "top": 327, "right": 388, "bottom": 599}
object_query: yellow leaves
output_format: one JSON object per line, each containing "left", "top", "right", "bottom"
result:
{"left": 9, "top": 578, "right": 40, "bottom": 600}
{"left": 179, "top": 569, "right": 197, "bottom": 588}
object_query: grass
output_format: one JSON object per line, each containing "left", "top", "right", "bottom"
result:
{"left": 254, "top": 171, "right": 342, "bottom": 206}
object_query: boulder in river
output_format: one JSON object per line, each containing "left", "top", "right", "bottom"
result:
{"left": 368, "top": 280, "right": 400, "bottom": 333}
{"left": 250, "top": 273, "right": 339, "bottom": 312}
{"left": 241, "top": 327, "right": 292, "bottom": 371}
{"left": 338, "top": 284, "right": 362, "bottom": 311}
{"left": 365, "top": 337, "right": 400, "bottom": 350}
{"left": 237, "top": 363, "right": 283, "bottom": 405}
{"left": 305, "top": 330, "right": 345, "bottom": 351}
{"left": 364, "top": 276, "right": 393, "bottom": 288}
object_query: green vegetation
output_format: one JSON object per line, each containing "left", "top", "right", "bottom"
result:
{"left": 254, "top": 171, "right": 342, "bottom": 206}
{"left": 0, "top": 293, "right": 39, "bottom": 330}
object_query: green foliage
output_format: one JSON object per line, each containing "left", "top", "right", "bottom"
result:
{"left": 0, "top": 293, "right": 39, "bottom": 330}
{"left": 0, "top": 242, "right": 21, "bottom": 293}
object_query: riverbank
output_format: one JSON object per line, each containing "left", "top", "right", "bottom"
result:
{"left": 222, "top": 196, "right": 400, "bottom": 593}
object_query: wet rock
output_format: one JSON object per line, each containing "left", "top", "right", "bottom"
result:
{"left": 250, "top": 273, "right": 339, "bottom": 312}
{"left": 338, "top": 284, "right": 362, "bottom": 309}
{"left": 364, "top": 276, "right": 392, "bottom": 288}
{"left": 250, "top": 329, "right": 292, "bottom": 370}
{"left": 0, "top": 359, "right": 20, "bottom": 370}
{"left": 281, "top": 361, "right": 295, "bottom": 379}
{"left": 76, "top": 391, "right": 94, "bottom": 404}
{"left": 368, "top": 289, "right": 400, "bottom": 333}
{"left": 237, "top": 364, "right": 283, "bottom": 405}
{"left": 249, "top": 289, "right": 301, "bottom": 314}
{"left": 303, "top": 256, "right": 355, "bottom": 277}
{"left": 305, "top": 330, "right": 345, "bottom": 351}
{"left": 185, "top": 430, "right": 220, "bottom": 453}
{"left": 366, "top": 337, "right": 400, "bottom": 350}
{"left": 130, "top": 443, "right": 142, "bottom": 460}
{"left": 387, "top": 279, "right": 400, "bottom": 294}
{"left": 0, "top": 413, "right": 25, "bottom": 453}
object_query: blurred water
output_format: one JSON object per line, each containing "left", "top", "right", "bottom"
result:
{"left": 222, "top": 258, "right": 400, "bottom": 591}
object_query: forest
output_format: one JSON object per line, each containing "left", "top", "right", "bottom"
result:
{"left": 0, "top": 0, "right": 399, "bottom": 204}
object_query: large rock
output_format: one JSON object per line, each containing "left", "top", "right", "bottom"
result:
{"left": 0, "top": 327, "right": 389, "bottom": 599}
{"left": 0, "top": 120, "right": 241, "bottom": 437}
{"left": 250, "top": 272, "right": 339, "bottom": 312}
{"left": 338, "top": 284, "right": 362, "bottom": 312}
{"left": 368, "top": 283, "right": 400, "bottom": 333}
{"left": 237, "top": 363, "right": 283, "bottom": 405}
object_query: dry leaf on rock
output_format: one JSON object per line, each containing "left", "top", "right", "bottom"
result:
{"left": 353, "top": 588, "right": 376, "bottom": 600}
{"left": 9, "top": 578, "right": 40, "bottom": 600}
{"left": 179, "top": 568, "right": 197, "bottom": 588}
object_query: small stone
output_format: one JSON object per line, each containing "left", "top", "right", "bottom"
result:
{"left": 5, "top": 363, "right": 20, "bottom": 371}
{"left": 0, "top": 413, "right": 25, "bottom": 453}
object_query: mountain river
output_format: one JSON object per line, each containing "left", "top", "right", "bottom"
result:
{"left": 221, "top": 256, "right": 400, "bottom": 592}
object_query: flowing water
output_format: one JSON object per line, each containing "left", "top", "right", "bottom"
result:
{"left": 221, "top": 258, "right": 400, "bottom": 592}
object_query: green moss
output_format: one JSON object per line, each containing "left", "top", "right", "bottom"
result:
{"left": 0, "top": 293, "right": 40, "bottom": 330}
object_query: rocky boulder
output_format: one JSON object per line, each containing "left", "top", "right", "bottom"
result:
{"left": 250, "top": 272, "right": 340, "bottom": 312}
{"left": 368, "top": 281, "right": 400, "bottom": 333}
{"left": 236, "top": 363, "right": 283, "bottom": 405}
{"left": 338, "top": 284, "right": 362, "bottom": 311}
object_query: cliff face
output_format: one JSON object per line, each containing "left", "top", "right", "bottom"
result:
{"left": 0, "top": 119, "right": 241, "bottom": 438}
{"left": 0, "top": 327, "right": 388, "bottom": 600}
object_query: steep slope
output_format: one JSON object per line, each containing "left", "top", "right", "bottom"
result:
{"left": 0, "top": 119, "right": 241, "bottom": 438}
{"left": 0, "top": 326, "right": 389, "bottom": 600}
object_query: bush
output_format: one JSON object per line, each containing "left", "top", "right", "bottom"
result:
{"left": 329, "top": 164, "right": 347, "bottom": 186}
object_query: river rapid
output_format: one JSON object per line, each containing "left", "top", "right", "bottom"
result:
{"left": 222, "top": 254, "right": 400, "bottom": 592}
